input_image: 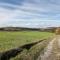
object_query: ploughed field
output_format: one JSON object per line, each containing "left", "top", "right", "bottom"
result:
{"left": 0, "top": 31, "right": 53, "bottom": 60}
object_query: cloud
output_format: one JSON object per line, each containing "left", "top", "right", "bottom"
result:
{"left": 0, "top": 0, "right": 60, "bottom": 27}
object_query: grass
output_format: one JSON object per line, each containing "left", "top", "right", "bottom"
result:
{"left": 0, "top": 31, "right": 53, "bottom": 60}
{"left": 0, "top": 31, "right": 53, "bottom": 52}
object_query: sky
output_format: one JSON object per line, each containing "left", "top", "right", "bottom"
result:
{"left": 0, "top": 0, "right": 60, "bottom": 28}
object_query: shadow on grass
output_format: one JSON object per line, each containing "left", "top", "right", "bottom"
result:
{"left": 0, "top": 39, "right": 45, "bottom": 60}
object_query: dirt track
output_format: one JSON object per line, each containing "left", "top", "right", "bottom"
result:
{"left": 37, "top": 35, "right": 60, "bottom": 60}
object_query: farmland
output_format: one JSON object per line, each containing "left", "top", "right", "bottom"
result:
{"left": 0, "top": 31, "right": 53, "bottom": 60}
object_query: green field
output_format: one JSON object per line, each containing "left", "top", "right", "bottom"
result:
{"left": 0, "top": 31, "right": 53, "bottom": 51}
{"left": 0, "top": 31, "right": 53, "bottom": 60}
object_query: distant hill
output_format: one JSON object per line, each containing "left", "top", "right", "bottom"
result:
{"left": 0, "top": 27, "right": 58, "bottom": 32}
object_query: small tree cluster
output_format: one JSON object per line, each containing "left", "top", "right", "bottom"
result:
{"left": 55, "top": 28, "right": 60, "bottom": 35}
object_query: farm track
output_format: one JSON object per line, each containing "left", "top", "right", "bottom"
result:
{"left": 37, "top": 35, "right": 60, "bottom": 60}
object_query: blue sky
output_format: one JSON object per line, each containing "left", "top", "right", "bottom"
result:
{"left": 0, "top": 0, "right": 60, "bottom": 28}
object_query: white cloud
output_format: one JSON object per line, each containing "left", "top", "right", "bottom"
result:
{"left": 0, "top": 0, "right": 60, "bottom": 27}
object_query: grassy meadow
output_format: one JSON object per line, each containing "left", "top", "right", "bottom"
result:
{"left": 0, "top": 31, "right": 53, "bottom": 60}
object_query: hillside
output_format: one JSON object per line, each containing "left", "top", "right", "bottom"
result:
{"left": 0, "top": 27, "right": 57, "bottom": 32}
